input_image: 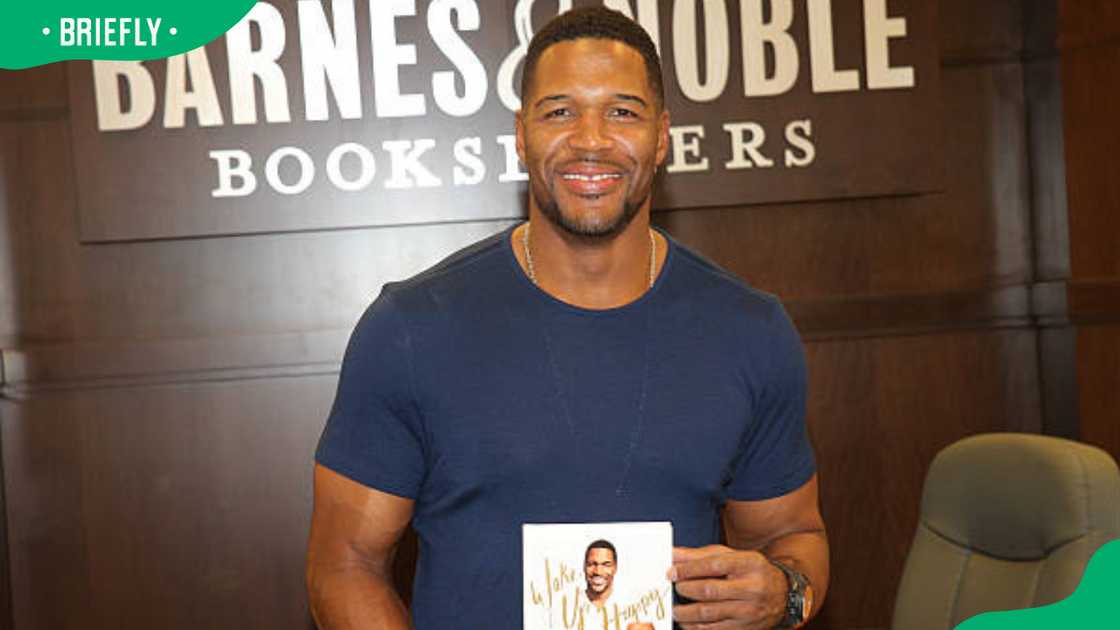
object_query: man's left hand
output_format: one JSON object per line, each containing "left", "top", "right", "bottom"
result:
{"left": 669, "top": 545, "right": 787, "bottom": 629}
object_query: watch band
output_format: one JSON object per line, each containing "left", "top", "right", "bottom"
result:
{"left": 769, "top": 559, "right": 811, "bottom": 629}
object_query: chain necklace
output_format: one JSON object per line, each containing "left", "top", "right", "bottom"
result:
{"left": 521, "top": 222, "right": 658, "bottom": 288}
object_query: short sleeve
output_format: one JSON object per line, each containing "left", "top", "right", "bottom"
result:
{"left": 724, "top": 301, "right": 816, "bottom": 501}
{"left": 315, "top": 288, "right": 428, "bottom": 499}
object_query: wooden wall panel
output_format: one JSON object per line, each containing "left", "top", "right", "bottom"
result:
{"left": 805, "top": 330, "right": 1042, "bottom": 629}
{"left": 1, "top": 375, "right": 333, "bottom": 630}
{"left": 1076, "top": 326, "right": 1120, "bottom": 455}
{"left": 659, "top": 62, "right": 1031, "bottom": 304}
{"left": 1061, "top": 0, "right": 1120, "bottom": 462}
{"left": 0, "top": 64, "right": 66, "bottom": 115}
{"left": 1062, "top": 43, "right": 1120, "bottom": 281}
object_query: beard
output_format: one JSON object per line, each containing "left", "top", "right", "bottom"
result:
{"left": 534, "top": 190, "right": 648, "bottom": 239}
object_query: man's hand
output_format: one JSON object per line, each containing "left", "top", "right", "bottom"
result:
{"left": 669, "top": 545, "right": 788, "bottom": 629}
{"left": 626, "top": 624, "right": 654, "bottom": 630}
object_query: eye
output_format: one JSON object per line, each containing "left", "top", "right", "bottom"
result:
{"left": 543, "top": 107, "right": 571, "bottom": 119}
{"left": 609, "top": 107, "right": 640, "bottom": 119}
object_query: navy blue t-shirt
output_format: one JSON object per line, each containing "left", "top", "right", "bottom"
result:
{"left": 315, "top": 225, "right": 815, "bottom": 629}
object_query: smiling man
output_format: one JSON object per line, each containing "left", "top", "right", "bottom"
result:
{"left": 585, "top": 540, "right": 618, "bottom": 608}
{"left": 307, "top": 7, "right": 827, "bottom": 630}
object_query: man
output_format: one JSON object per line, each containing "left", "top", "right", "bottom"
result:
{"left": 584, "top": 540, "right": 618, "bottom": 609}
{"left": 307, "top": 7, "right": 828, "bottom": 630}
{"left": 583, "top": 541, "right": 655, "bottom": 630}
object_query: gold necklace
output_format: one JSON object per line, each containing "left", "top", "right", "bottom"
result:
{"left": 521, "top": 223, "right": 658, "bottom": 288}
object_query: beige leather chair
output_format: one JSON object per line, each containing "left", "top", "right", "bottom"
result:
{"left": 892, "top": 433, "right": 1120, "bottom": 630}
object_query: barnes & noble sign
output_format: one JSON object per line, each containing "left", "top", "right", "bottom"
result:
{"left": 69, "top": 0, "right": 940, "bottom": 242}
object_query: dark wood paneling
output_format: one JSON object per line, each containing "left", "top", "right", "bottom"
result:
{"left": 939, "top": 0, "right": 1022, "bottom": 63}
{"left": 0, "top": 65, "right": 67, "bottom": 115}
{"left": 1060, "top": 1, "right": 1120, "bottom": 463}
{"left": 1076, "top": 326, "right": 1120, "bottom": 457}
{"left": 805, "top": 329, "right": 1042, "bottom": 629}
{"left": 658, "top": 61, "right": 1031, "bottom": 302}
{"left": 1, "top": 376, "right": 331, "bottom": 630}
{"left": 1059, "top": 0, "right": 1120, "bottom": 50}
{"left": 1061, "top": 43, "right": 1120, "bottom": 281}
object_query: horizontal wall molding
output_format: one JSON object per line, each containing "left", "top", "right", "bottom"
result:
{"left": 0, "top": 329, "right": 350, "bottom": 396}
{"left": 1, "top": 282, "right": 1097, "bottom": 394}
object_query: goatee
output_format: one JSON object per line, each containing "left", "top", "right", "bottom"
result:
{"left": 535, "top": 193, "right": 647, "bottom": 239}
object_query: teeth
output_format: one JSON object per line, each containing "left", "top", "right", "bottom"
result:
{"left": 562, "top": 173, "right": 620, "bottom": 181}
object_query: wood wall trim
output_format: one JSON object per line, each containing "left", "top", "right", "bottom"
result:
{"left": 792, "top": 285, "right": 1033, "bottom": 341}
{"left": 0, "top": 329, "right": 350, "bottom": 395}
{"left": 0, "top": 282, "right": 1089, "bottom": 393}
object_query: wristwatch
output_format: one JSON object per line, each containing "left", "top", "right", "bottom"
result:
{"left": 769, "top": 559, "right": 813, "bottom": 629}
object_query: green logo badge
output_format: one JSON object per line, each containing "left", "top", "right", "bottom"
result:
{"left": 0, "top": 0, "right": 257, "bottom": 69}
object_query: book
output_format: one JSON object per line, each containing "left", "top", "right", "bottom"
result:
{"left": 522, "top": 521, "right": 673, "bottom": 630}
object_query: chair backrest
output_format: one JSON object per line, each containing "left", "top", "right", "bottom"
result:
{"left": 891, "top": 433, "right": 1120, "bottom": 630}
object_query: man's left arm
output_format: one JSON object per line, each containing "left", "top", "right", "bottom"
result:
{"left": 671, "top": 475, "right": 829, "bottom": 629}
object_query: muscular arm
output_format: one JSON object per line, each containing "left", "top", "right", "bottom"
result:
{"left": 671, "top": 475, "right": 829, "bottom": 629}
{"left": 306, "top": 464, "right": 415, "bottom": 630}
{"left": 724, "top": 475, "right": 829, "bottom": 614}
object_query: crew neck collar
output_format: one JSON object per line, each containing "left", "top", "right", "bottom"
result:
{"left": 502, "top": 222, "right": 675, "bottom": 316}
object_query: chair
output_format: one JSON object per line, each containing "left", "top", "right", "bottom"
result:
{"left": 891, "top": 433, "right": 1120, "bottom": 630}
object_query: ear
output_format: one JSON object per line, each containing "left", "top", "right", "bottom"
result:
{"left": 655, "top": 108, "right": 671, "bottom": 167}
{"left": 515, "top": 109, "right": 527, "bottom": 165}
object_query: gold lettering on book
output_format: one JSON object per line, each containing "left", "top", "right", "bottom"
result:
{"left": 529, "top": 557, "right": 670, "bottom": 629}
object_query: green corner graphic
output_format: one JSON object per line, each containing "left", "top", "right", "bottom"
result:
{"left": 955, "top": 539, "right": 1120, "bottom": 629}
{"left": 0, "top": 0, "right": 257, "bottom": 70}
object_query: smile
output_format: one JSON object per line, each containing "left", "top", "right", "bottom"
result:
{"left": 560, "top": 173, "right": 622, "bottom": 181}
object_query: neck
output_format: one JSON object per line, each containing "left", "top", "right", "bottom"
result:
{"left": 516, "top": 209, "right": 664, "bottom": 310}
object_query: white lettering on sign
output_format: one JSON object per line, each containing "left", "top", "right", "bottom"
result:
{"left": 201, "top": 120, "right": 813, "bottom": 199}
{"left": 227, "top": 2, "right": 291, "bottom": 125}
{"left": 724, "top": 122, "right": 774, "bottom": 169}
{"left": 265, "top": 146, "right": 316, "bottom": 195}
{"left": 864, "top": 0, "right": 915, "bottom": 89}
{"left": 784, "top": 120, "right": 816, "bottom": 167}
{"left": 808, "top": 0, "right": 860, "bottom": 93}
{"left": 92, "top": 61, "right": 156, "bottom": 131}
{"left": 164, "top": 48, "right": 224, "bottom": 128}
{"left": 382, "top": 139, "right": 442, "bottom": 188}
{"left": 326, "top": 142, "right": 377, "bottom": 191}
{"left": 453, "top": 137, "right": 487, "bottom": 186}
{"left": 496, "top": 134, "right": 528, "bottom": 183}
{"left": 741, "top": 0, "right": 798, "bottom": 97}
{"left": 497, "top": 0, "right": 573, "bottom": 111}
{"left": 371, "top": 0, "right": 427, "bottom": 118}
{"left": 90, "top": 1, "right": 920, "bottom": 131}
{"left": 298, "top": 0, "right": 363, "bottom": 121}
{"left": 666, "top": 125, "right": 709, "bottom": 174}
{"left": 209, "top": 149, "right": 258, "bottom": 197}
{"left": 429, "top": 0, "right": 488, "bottom": 117}
{"left": 673, "top": 0, "right": 730, "bottom": 103}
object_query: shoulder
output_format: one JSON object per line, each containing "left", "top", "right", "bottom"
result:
{"left": 377, "top": 226, "right": 515, "bottom": 311}
{"left": 663, "top": 233, "right": 787, "bottom": 326}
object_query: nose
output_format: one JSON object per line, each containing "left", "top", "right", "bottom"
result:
{"left": 568, "top": 114, "right": 612, "bottom": 153}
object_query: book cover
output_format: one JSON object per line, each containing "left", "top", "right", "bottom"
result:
{"left": 522, "top": 521, "right": 673, "bottom": 630}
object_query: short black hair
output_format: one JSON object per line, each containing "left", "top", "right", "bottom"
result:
{"left": 585, "top": 539, "right": 617, "bottom": 563}
{"left": 521, "top": 7, "right": 664, "bottom": 108}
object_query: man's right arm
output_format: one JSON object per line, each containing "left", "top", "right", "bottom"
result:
{"left": 306, "top": 464, "right": 415, "bottom": 630}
